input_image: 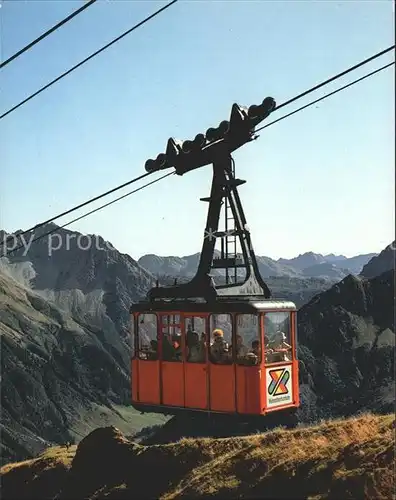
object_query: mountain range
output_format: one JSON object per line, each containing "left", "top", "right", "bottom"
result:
{"left": 138, "top": 249, "right": 377, "bottom": 281}
{"left": 0, "top": 224, "right": 394, "bottom": 465}
{"left": 0, "top": 224, "right": 163, "bottom": 465}
{"left": 137, "top": 248, "right": 378, "bottom": 308}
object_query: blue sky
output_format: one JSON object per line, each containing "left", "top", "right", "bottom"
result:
{"left": 1, "top": 0, "right": 394, "bottom": 260}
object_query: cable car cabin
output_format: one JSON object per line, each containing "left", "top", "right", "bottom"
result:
{"left": 130, "top": 143, "right": 301, "bottom": 420}
{"left": 130, "top": 299, "right": 299, "bottom": 418}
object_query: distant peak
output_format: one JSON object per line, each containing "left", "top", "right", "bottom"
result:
{"left": 324, "top": 253, "right": 347, "bottom": 259}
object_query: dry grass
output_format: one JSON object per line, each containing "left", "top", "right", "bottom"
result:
{"left": 0, "top": 445, "right": 77, "bottom": 474}
{"left": 0, "top": 445, "right": 77, "bottom": 500}
{"left": 160, "top": 413, "right": 395, "bottom": 500}
{"left": 1, "top": 413, "right": 394, "bottom": 500}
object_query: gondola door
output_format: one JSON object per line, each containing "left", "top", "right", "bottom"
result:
{"left": 183, "top": 315, "right": 209, "bottom": 410}
{"left": 133, "top": 312, "right": 160, "bottom": 406}
{"left": 208, "top": 313, "right": 236, "bottom": 413}
{"left": 159, "top": 313, "right": 185, "bottom": 408}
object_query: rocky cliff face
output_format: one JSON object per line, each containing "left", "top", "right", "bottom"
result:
{"left": 0, "top": 224, "right": 154, "bottom": 330}
{"left": 297, "top": 268, "right": 395, "bottom": 421}
{"left": 360, "top": 241, "right": 395, "bottom": 278}
{"left": 0, "top": 225, "right": 164, "bottom": 465}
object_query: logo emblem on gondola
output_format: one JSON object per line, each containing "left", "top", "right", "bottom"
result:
{"left": 268, "top": 368, "right": 290, "bottom": 396}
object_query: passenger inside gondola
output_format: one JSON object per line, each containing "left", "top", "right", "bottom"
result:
{"left": 264, "top": 312, "right": 293, "bottom": 363}
{"left": 231, "top": 334, "right": 251, "bottom": 364}
{"left": 271, "top": 331, "right": 291, "bottom": 361}
{"left": 162, "top": 333, "right": 176, "bottom": 361}
{"left": 172, "top": 333, "right": 183, "bottom": 361}
{"left": 251, "top": 339, "right": 260, "bottom": 356}
{"left": 186, "top": 325, "right": 195, "bottom": 348}
{"left": 186, "top": 331, "right": 205, "bottom": 363}
{"left": 147, "top": 339, "right": 158, "bottom": 360}
{"left": 241, "top": 339, "right": 261, "bottom": 365}
{"left": 235, "top": 334, "right": 249, "bottom": 358}
{"left": 264, "top": 335, "right": 274, "bottom": 363}
{"left": 210, "top": 328, "right": 229, "bottom": 363}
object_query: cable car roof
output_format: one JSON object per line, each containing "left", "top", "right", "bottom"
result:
{"left": 129, "top": 298, "right": 296, "bottom": 314}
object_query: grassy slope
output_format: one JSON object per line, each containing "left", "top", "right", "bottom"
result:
{"left": 1, "top": 413, "right": 394, "bottom": 500}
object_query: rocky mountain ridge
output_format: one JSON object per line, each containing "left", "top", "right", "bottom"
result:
{"left": 137, "top": 248, "right": 378, "bottom": 307}
{"left": 0, "top": 224, "right": 155, "bottom": 330}
{"left": 0, "top": 225, "right": 165, "bottom": 465}
{"left": 361, "top": 241, "right": 395, "bottom": 278}
{"left": 1, "top": 224, "right": 342, "bottom": 309}
{"left": 138, "top": 249, "right": 376, "bottom": 280}
{"left": 0, "top": 268, "right": 166, "bottom": 465}
{"left": 297, "top": 268, "right": 395, "bottom": 420}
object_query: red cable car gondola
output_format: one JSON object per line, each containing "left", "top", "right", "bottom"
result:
{"left": 130, "top": 98, "right": 299, "bottom": 426}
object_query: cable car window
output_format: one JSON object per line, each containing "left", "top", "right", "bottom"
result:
{"left": 161, "top": 314, "right": 182, "bottom": 363}
{"left": 235, "top": 314, "right": 261, "bottom": 365}
{"left": 264, "top": 312, "right": 292, "bottom": 364}
{"left": 162, "top": 314, "right": 180, "bottom": 325}
{"left": 185, "top": 317, "right": 206, "bottom": 363}
{"left": 209, "top": 314, "right": 232, "bottom": 364}
{"left": 137, "top": 313, "right": 158, "bottom": 360}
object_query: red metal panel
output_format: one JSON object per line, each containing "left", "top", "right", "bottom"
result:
{"left": 131, "top": 359, "right": 138, "bottom": 402}
{"left": 137, "top": 360, "right": 160, "bottom": 404}
{"left": 235, "top": 365, "right": 246, "bottom": 413}
{"left": 184, "top": 363, "right": 208, "bottom": 409}
{"left": 236, "top": 366, "right": 262, "bottom": 415}
{"left": 259, "top": 366, "right": 267, "bottom": 414}
{"left": 245, "top": 367, "right": 262, "bottom": 414}
{"left": 161, "top": 361, "right": 185, "bottom": 407}
{"left": 292, "top": 312, "right": 300, "bottom": 407}
{"left": 209, "top": 364, "right": 235, "bottom": 412}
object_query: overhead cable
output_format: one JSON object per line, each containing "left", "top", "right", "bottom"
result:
{"left": 274, "top": 45, "right": 395, "bottom": 112}
{"left": 0, "top": 0, "right": 98, "bottom": 69}
{"left": 2, "top": 171, "right": 175, "bottom": 256}
{"left": 0, "top": 0, "right": 178, "bottom": 120}
{"left": 2, "top": 54, "right": 393, "bottom": 253}
{"left": 255, "top": 61, "right": 395, "bottom": 132}
{"left": 203, "top": 45, "right": 395, "bottom": 149}
{"left": 41, "top": 61, "right": 395, "bottom": 244}
{"left": 0, "top": 171, "right": 153, "bottom": 251}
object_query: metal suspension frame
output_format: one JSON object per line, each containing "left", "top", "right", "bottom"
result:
{"left": 147, "top": 153, "right": 271, "bottom": 303}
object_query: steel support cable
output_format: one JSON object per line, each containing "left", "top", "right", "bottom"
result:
{"left": 274, "top": 45, "right": 395, "bottom": 112}
{"left": 255, "top": 61, "right": 395, "bottom": 133}
{"left": 39, "top": 61, "right": 393, "bottom": 251}
{"left": 5, "top": 61, "right": 393, "bottom": 257}
{"left": 0, "top": 0, "right": 178, "bottom": 120}
{"left": 2, "top": 171, "right": 175, "bottom": 256}
{"left": 0, "top": 0, "right": 98, "bottom": 69}
{"left": 1, "top": 57, "right": 393, "bottom": 255}
{"left": 203, "top": 45, "right": 395, "bottom": 149}
{"left": 0, "top": 171, "right": 153, "bottom": 251}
